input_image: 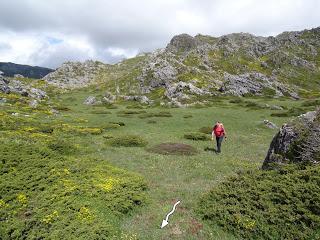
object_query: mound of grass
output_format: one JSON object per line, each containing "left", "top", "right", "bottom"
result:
{"left": 100, "top": 123, "right": 120, "bottom": 130}
{"left": 270, "top": 107, "right": 305, "bottom": 117}
{"left": 148, "top": 143, "right": 197, "bottom": 155}
{"left": 109, "top": 121, "right": 125, "bottom": 126}
{"left": 139, "top": 111, "right": 172, "bottom": 119}
{"left": 146, "top": 120, "right": 157, "bottom": 124}
{"left": 199, "top": 126, "right": 212, "bottom": 135}
{"left": 301, "top": 99, "right": 320, "bottom": 107}
{"left": 117, "top": 110, "right": 146, "bottom": 115}
{"left": 54, "top": 105, "right": 71, "bottom": 111}
{"left": 126, "top": 105, "right": 145, "bottom": 109}
{"left": 184, "top": 132, "right": 210, "bottom": 141}
{"left": 229, "top": 98, "right": 244, "bottom": 104}
{"left": 198, "top": 165, "right": 320, "bottom": 240}
{"left": 183, "top": 114, "right": 193, "bottom": 118}
{"left": 90, "top": 110, "right": 112, "bottom": 114}
{"left": 107, "top": 135, "right": 147, "bottom": 147}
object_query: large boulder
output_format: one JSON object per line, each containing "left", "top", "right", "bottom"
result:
{"left": 166, "top": 34, "right": 199, "bottom": 52}
{"left": 262, "top": 110, "right": 320, "bottom": 169}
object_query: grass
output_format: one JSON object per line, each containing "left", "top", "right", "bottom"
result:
{"left": 1, "top": 88, "right": 313, "bottom": 239}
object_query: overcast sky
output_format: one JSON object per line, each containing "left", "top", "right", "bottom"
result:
{"left": 0, "top": 0, "right": 319, "bottom": 69}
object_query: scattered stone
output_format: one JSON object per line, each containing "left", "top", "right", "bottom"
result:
{"left": 263, "top": 120, "right": 278, "bottom": 129}
{"left": 29, "top": 99, "right": 38, "bottom": 108}
{"left": 83, "top": 96, "right": 100, "bottom": 105}
{"left": 14, "top": 74, "right": 24, "bottom": 78}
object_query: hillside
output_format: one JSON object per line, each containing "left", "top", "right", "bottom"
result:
{"left": 0, "top": 62, "right": 54, "bottom": 79}
{"left": 44, "top": 26, "right": 320, "bottom": 106}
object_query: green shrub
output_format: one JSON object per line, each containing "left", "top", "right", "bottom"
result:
{"left": 229, "top": 98, "right": 244, "bottom": 104}
{"left": 139, "top": 111, "right": 172, "bottom": 119}
{"left": 199, "top": 126, "right": 212, "bottom": 134}
{"left": 147, "top": 120, "right": 157, "bottom": 124}
{"left": 47, "top": 138, "right": 76, "bottom": 155}
{"left": 184, "top": 132, "right": 210, "bottom": 141}
{"left": 183, "top": 114, "right": 193, "bottom": 118}
{"left": 109, "top": 121, "right": 125, "bottom": 126}
{"left": 301, "top": 99, "right": 320, "bottom": 107}
{"left": 271, "top": 107, "right": 305, "bottom": 117}
{"left": 198, "top": 165, "right": 320, "bottom": 240}
{"left": 107, "top": 135, "right": 147, "bottom": 147}
{"left": 0, "top": 138, "right": 147, "bottom": 239}
{"left": 101, "top": 123, "right": 120, "bottom": 130}
{"left": 148, "top": 143, "right": 197, "bottom": 155}
{"left": 90, "top": 110, "right": 112, "bottom": 114}
{"left": 54, "top": 105, "right": 71, "bottom": 111}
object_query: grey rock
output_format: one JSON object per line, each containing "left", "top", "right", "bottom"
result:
{"left": 83, "top": 96, "right": 98, "bottom": 105}
{"left": 0, "top": 76, "right": 47, "bottom": 99}
{"left": 29, "top": 99, "right": 38, "bottom": 108}
{"left": 263, "top": 120, "right": 278, "bottom": 129}
{"left": 270, "top": 105, "right": 283, "bottom": 110}
{"left": 122, "top": 95, "right": 153, "bottom": 104}
{"left": 262, "top": 110, "right": 319, "bottom": 169}
{"left": 44, "top": 60, "right": 108, "bottom": 89}
{"left": 220, "top": 72, "right": 298, "bottom": 98}
{"left": 102, "top": 91, "right": 116, "bottom": 104}
{"left": 166, "top": 34, "right": 199, "bottom": 52}
{"left": 14, "top": 74, "right": 24, "bottom": 78}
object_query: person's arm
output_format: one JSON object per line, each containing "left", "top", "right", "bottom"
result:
{"left": 221, "top": 124, "right": 227, "bottom": 138}
{"left": 211, "top": 126, "right": 215, "bottom": 140}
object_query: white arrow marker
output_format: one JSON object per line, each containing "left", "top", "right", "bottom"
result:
{"left": 160, "top": 200, "right": 181, "bottom": 229}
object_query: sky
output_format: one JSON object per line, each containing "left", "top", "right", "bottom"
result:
{"left": 0, "top": 0, "right": 319, "bottom": 69}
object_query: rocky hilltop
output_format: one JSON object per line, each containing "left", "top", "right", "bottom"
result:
{"left": 44, "top": 27, "right": 320, "bottom": 105}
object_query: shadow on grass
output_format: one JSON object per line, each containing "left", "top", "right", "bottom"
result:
{"left": 204, "top": 146, "right": 217, "bottom": 153}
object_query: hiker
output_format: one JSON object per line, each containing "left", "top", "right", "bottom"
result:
{"left": 212, "top": 121, "right": 226, "bottom": 153}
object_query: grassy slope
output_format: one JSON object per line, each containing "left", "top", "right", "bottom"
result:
{"left": 53, "top": 90, "right": 304, "bottom": 239}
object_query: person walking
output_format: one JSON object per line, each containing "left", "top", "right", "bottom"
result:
{"left": 212, "top": 121, "right": 226, "bottom": 153}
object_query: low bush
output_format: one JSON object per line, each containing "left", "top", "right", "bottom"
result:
{"left": 229, "top": 98, "right": 243, "bottom": 104}
{"left": 0, "top": 138, "right": 147, "bottom": 239}
{"left": 301, "top": 99, "right": 320, "bottom": 107}
{"left": 139, "top": 111, "right": 172, "bottom": 119}
{"left": 100, "top": 123, "right": 120, "bottom": 130}
{"left": 109, "top": 121, "right": 125, "bottom": 126}
{"left": 148, "top": 143, "right": 197, "bottom": 155}
{"left": 198, "top": 165, "right": 320, "bottom": 240}
{"left": 270, "top": 107, "right": 305, "bottom": 117}
{"left": 184, "top": 132, "right": 210, "bottom": 141}
{"left": 199, "top": 126, "right": 212, "bottom": 135}
{"left": 107, "top": 135, "right": 147, "bottom": 147}
{"left": 183, "top": 114, "right": 193, "bottom": 118}
{"left": 147, "top": 120, "right": 157, "bottom": 124}
{"left": 90, "top": 110, "right": 112, "bottom": 114}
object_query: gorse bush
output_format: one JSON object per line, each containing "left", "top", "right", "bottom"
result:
{"left": 198, "top": 126, "right": 212, "bottom": 135}
{"left": 0, "top": 137, "right": 147, "bottom": 239}
{"left": 107, "top": 135, "right": 147, "bottom": 147}
{"left": 184, "top": 132, "right": 210, "bottom": 141}
{"left": 198, "top": 165, "right": 320, "bottom": 240}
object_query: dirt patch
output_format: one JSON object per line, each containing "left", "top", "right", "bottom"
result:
{"left": 199, "top": 126, "right": 212, "bottom": 135}
{"left": 148, "top": 143, "right": 197, "bottom": 155}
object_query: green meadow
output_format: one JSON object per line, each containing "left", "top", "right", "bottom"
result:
{"left": 1, "top": 88, "right": 318, "bottom": 239}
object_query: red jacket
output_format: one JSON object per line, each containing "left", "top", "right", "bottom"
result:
{"left": 213, "top": 124, "right": 225, "bottom": 137}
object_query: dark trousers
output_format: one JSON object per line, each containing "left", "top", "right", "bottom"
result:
{"left": 216, "top": 136, "right": 224, "bottom": 153}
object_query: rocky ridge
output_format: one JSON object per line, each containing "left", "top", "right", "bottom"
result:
{"left": 43, "top": 27, "right": 320, "bottom": 106}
